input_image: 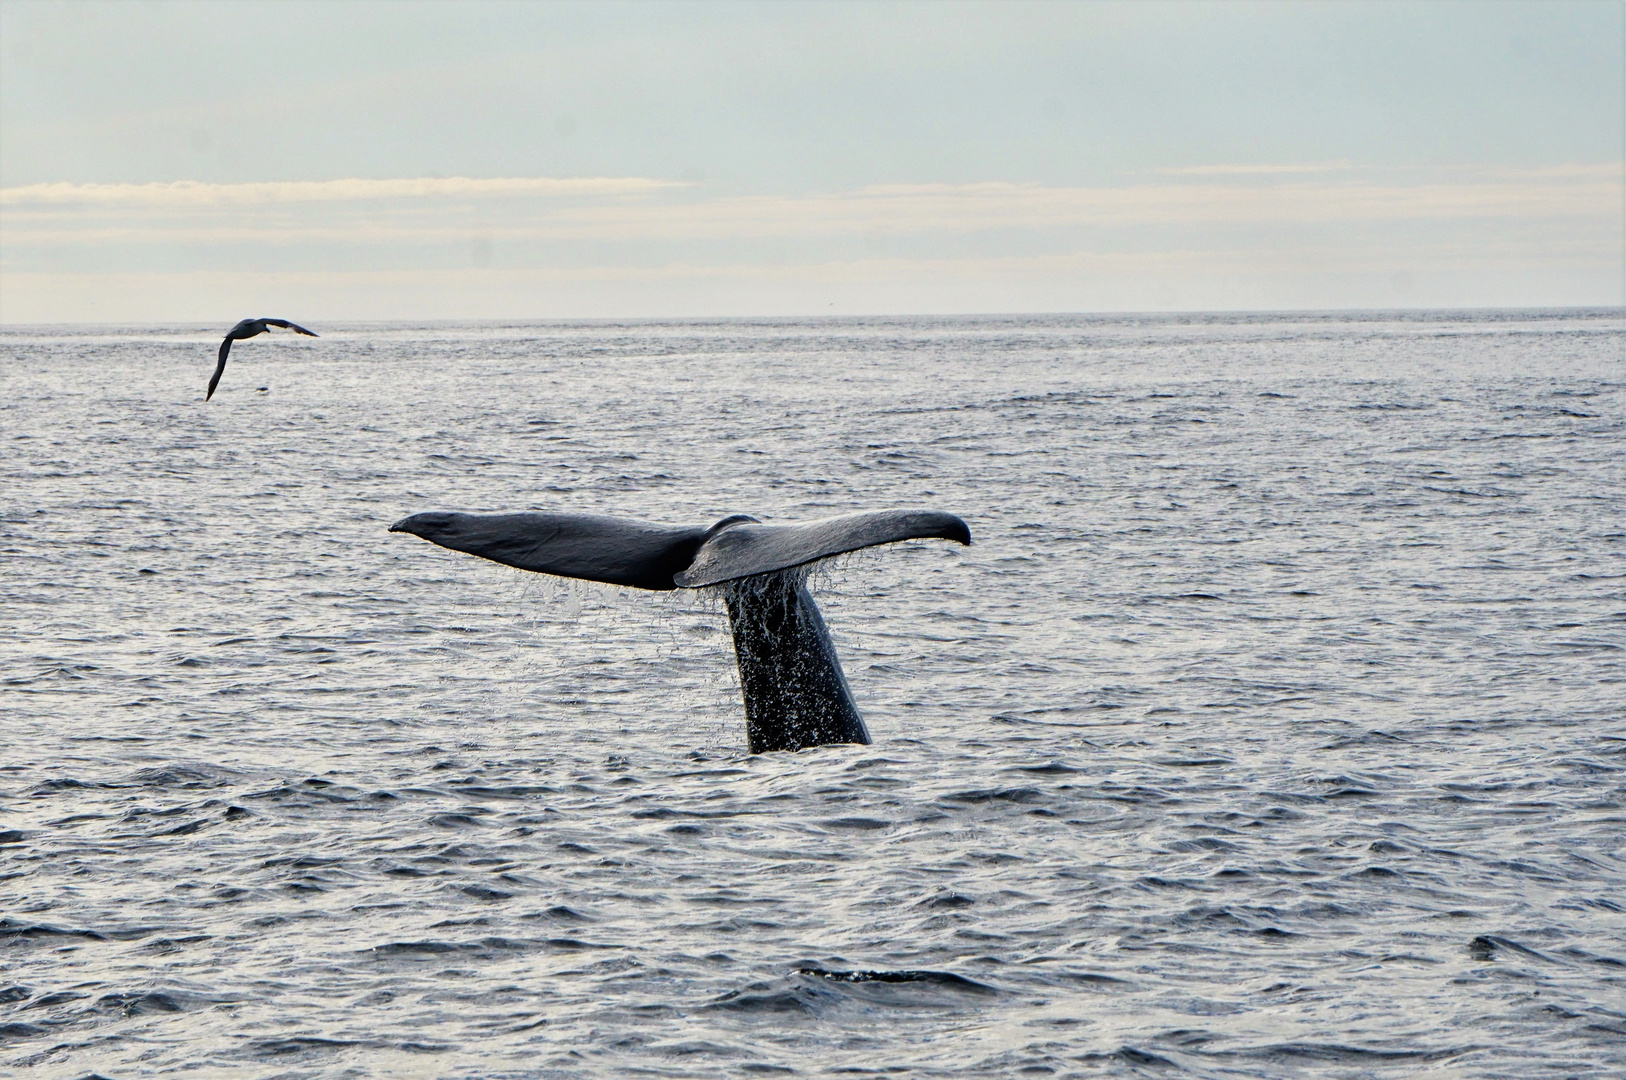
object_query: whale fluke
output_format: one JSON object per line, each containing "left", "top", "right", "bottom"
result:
{"left": 389, "top": 511, "right": 711, "bottom": 591}
{"left": 389, "top": 508, "right": 970, "bottom": 752}
{"left": 675, "top": 509, "right": 969, "bottom": 587}
{"left": 389, "top": 509, "right": 968, "bottom": 591}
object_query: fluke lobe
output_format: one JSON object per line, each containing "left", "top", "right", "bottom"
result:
{"left": 389, "top": 509, "right": 970, "bottom": 752}
{"left": 207, "top": 318, "right": 317, "bottom": 400}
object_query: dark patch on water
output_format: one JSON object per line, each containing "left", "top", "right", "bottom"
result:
{"left": 793, "top": 967, "right": 997, "bottom": 993}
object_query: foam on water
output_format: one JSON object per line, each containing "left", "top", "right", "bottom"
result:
{"left": 1, "top": 311, "right": 1623, "bottom": 1078}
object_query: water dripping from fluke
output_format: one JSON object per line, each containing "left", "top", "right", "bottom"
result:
{"left": 388, "top": 508, "right": 970, "bottom": 752}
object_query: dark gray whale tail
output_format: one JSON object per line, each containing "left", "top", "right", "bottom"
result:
{"left": 389, "top": 509, "right": 970, "bottom": 752}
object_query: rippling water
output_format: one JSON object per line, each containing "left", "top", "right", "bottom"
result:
{"left": 2, "top": 311, "right": 1623, "bottom": 1078}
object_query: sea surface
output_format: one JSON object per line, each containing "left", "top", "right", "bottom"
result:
{"left": 1, "top": 311, "right": 1623, "bottom": 1079}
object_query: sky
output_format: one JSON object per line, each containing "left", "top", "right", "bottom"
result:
{"left": 1, "top": 0, "right": 1621, "bottom": 322}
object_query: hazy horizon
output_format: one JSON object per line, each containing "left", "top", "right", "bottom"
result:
{"left": 4, "top": 304, "right": 1624, "bottom": 332}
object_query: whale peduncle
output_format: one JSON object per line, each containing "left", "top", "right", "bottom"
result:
{"left": 721, "top": 570, "right": 870, "bottom": 753}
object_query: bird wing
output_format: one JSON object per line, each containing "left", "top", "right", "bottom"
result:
{"left": 206, "top": 337, "right": 232, "bottom": 401}
{"left": 264, "top": 319, "right": 317, "bottom": 336}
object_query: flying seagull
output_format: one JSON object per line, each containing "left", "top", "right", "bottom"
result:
{"left": 207, "top": 318, "right": 317, "bottom": 400}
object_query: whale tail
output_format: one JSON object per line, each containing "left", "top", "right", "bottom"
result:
{"left": 389, "top": 508, "right": 970, "bottom": 752}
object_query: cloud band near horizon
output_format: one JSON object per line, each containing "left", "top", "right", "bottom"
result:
{"left": 2, "top": 164, "right": 1620, "bottom": 322}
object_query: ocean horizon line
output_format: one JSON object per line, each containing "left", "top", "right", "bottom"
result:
{"left": 2, "top": 304, "right": 1621, "bottom": 332}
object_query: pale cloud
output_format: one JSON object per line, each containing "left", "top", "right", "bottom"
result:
{"left": 0, "top": 175, "right": 680, "bottom": 208}
{"left": 2, "top": 165, "right": 1619, "bottom": 321}
{"left": 587, "top": 175, "right": 1613, "bottom": 238}
{"left": 2, "top": 169, "right": 1614, "bottom": 249}
{"left": 1151, "top": 162, "right": 1353, "bottom": 176}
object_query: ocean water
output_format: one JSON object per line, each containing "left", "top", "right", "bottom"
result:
{"left": 1, "top": 310, "right": 1622, "bottom": 1079}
